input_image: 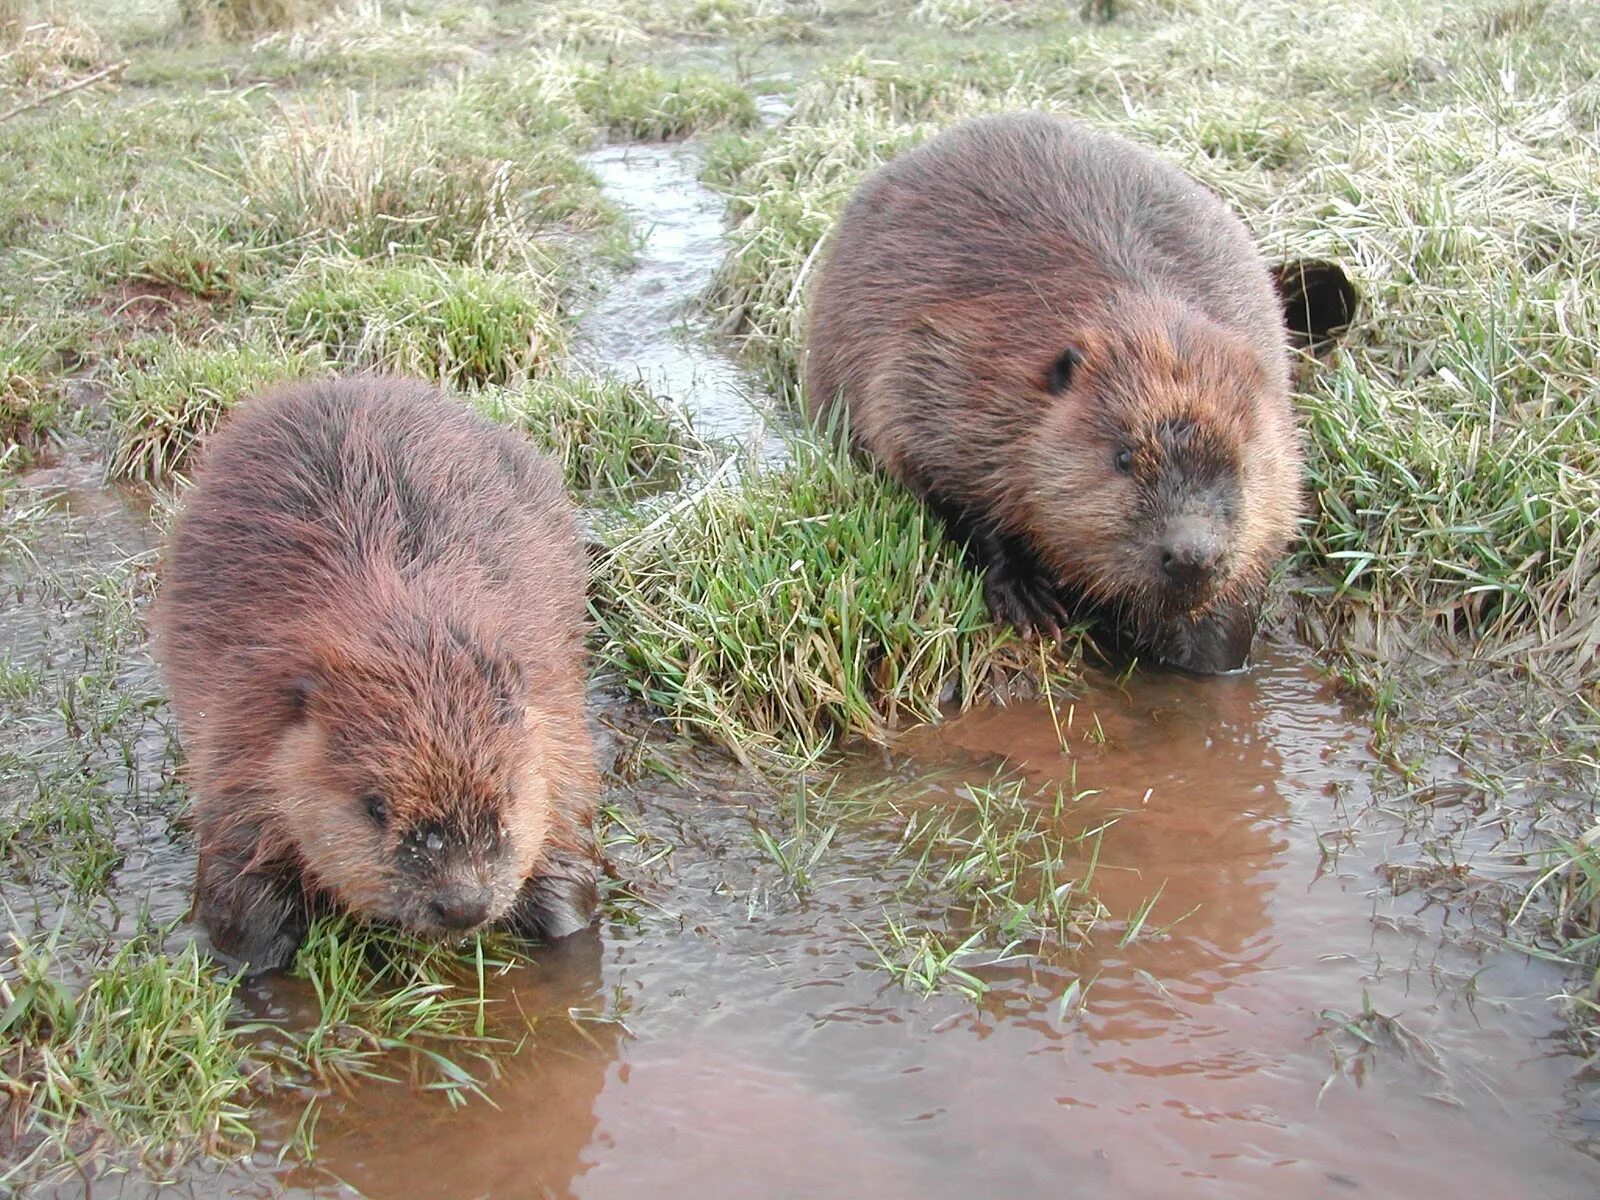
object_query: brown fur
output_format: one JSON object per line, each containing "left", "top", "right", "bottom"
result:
{"left": 151, "top": 375, "right": 599, "bottom": 970}
{"left": 804, "top": 112, "right": 1304, "bottom": 672}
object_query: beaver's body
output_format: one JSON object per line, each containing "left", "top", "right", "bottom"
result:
{"left": 805, "top": 112, "right": 1303, "bottom": 672}
{"left": 152, "top": 376, "right": 597, "bottom": 970}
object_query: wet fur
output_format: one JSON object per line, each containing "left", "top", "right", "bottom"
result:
{"left": 804, "top": 112, "right": 1303, "bottom": 671}
{"left": 151, "top": 376, "right": 598, "bottom": 971}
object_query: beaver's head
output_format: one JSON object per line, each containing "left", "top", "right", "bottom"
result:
{"left": 264, "top": 608, "right": 554, "bottom": 937}
{"left": 1022, "top": 298, "right": 1302, "bottom": 669}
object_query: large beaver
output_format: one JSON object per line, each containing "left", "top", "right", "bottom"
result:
{"left": 804, "top": 112, "right": 1305, "bottom": 673}
{"left": 152, "top": 376, "right": 599, "bottom": 971}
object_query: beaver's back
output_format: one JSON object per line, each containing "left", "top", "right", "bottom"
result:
{"left": 804, "top": 112, "right": 1286, "bottom": 424}
{"left": 152, "top": 376, "right": 587, "bottom": 731}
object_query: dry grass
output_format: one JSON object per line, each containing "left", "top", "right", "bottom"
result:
{"left": 0, "top": 2, "right": 110, "bottom": 94}
{"left": 179, "top": 0, "right": 337, "bottom": 40}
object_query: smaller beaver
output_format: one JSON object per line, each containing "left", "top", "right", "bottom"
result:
{"left": 804, "top": 112, "right": 1306, "bottom": 673}
{"left": 151, "top": 376, "right": 599, "bottom": 971}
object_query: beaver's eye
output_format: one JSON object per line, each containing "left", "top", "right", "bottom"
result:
{"left": 1113, "top": 448, "right": 1133, "bottom": 474}
{"left": 361, "top": 794, "right": 389, "bottom": 827}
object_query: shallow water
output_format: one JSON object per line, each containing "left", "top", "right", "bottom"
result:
{"left": 1, "top": 445, "right": 194, "bottom": 953}
{"left": 254, "top": 650, "right": 1599, "bottom": 1199}
{"left": 577, "top": 138, "right": 789, "bottom": 463}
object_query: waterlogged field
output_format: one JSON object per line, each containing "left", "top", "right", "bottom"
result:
{"left": 2, "top": 0, "right": 1599, "bottom": 1195}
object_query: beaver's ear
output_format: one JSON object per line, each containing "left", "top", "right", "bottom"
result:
{"left": 286, "top": 674, "right": 318, "bottom": 719}
{"left": 1047, "top": 345, "right": 1084, "bottom": 394}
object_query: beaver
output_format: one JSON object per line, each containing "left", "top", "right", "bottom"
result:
{"left": 151, "top": 375, "right": 599, "bottom": 971}
{"left": 804, "top": 111, "right": 1305, "bottom": 673}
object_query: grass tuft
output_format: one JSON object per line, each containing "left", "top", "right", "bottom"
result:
{"left": 0, "top": 928, "right": 254, "bottom": 1183}
{"left": 106, "top": 339, "right": 327, "bottom": 484}
{"left": 572, "top": 64, "right": 757, "bottom": 140}
{"left": 0, "top": 346, "right": 62, "bottom": 466}
{"left": 236, "top": 98, "right": 603, "bottom": 264}
{"left": 274, "top": 259, "right": 568, "bottom": 389}
{"left": 595, "top": 427, "right": 1077, "bottom": 764}
{"left": 179, "top": 0, "right": 338, "bottom": 39}
{"left": 478, "top": 370, "right": 702, "bottom": 498}
{"left": 0, "top": 3, "right": 108, "bottom": 94}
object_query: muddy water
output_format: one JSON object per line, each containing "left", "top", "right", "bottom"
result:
{"left": 577, "top": 139, "right": 789, "bottom": 462}
{"left": 254, "top": 649, "right": 1599, "bottom": 1199}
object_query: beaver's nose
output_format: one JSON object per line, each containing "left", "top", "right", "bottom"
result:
{"left": 1160, "top": 518, "right": 1224, "bottom": 592}
{"left": 430, "top": 886, "right": 492, "bottom": 930}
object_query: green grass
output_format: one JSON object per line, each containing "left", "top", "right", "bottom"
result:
{"left": 1513, "top": 831, "right": 1600, "bottom": 1052}
{"left": 274, "top": 258, "right": 569, "bottom": 389}
{"left": 105, "top": 338, "right": 328, "bottom": 483}
{"left": 0, "top": 915, "right": 550, "bottom": 1183}
{"left": 260, "top": 920, "right": 541, "bottom": 1129}
{"left": 571, "top": 63, "right": 758, "bottom": 139}
{"left": 479, "top": 370, "right": 704, "bottom": 498}
{"left": 0, "top": 928, "right": 255, "bottom": 1183}
{"left": 596, "top": 425, "right": 1080, "bottom": 765}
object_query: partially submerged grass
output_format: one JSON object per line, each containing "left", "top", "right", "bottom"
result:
{"left": 1513, "top": 829, "right": 1600, "bottom": 1050}
{"left": 596, "top": 426, "right": 1079, "bottom": 765}
{"left": 765, "top": 772, "right": 1109, "bottom": 1000}
{"left": 263, "top": 920, "right": 538, "bottom": 1119}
